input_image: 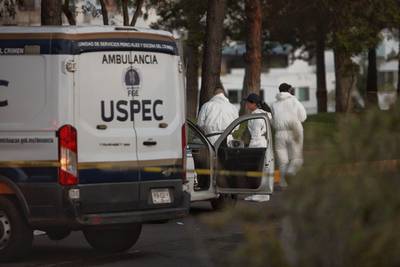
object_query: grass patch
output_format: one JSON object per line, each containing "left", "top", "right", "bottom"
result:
{"left": 304, "top": 112, "right": 338, "bottom": 151}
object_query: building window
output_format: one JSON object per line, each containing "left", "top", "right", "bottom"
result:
{"left": 297, "top": 87, "right": 310, "bottom": 102}
{"left": 385, "top": 71, "right": 395, "bottom": 85}
{"left": 228, "top": 90, "right": 240, "bottom": 104}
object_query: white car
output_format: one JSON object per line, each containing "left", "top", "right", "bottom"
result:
{"left": 185, "top": 114, "right": 275, "bottom": 209}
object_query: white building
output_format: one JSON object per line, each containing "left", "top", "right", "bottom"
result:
{"left": 221, "top": 51, "right": 336, "bottom": 114}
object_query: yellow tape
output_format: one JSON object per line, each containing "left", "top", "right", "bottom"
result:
{"left": 143, "top": 167, "right": 264, "bottom": 178}
{"left": 0, "top": 160, "right": 60, "bottom": 168}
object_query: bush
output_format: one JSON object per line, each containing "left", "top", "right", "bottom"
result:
{"left": 208, "top": 106, "right": 400, "bottom": 267}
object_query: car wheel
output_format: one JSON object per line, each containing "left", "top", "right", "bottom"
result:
{"left": 210, "top": 194, "right": 237, "bottom": 210}
{"left": 83, "top": 223, "right": 142, "bottom": 253}
{"left": 46, "top": 228, "right": 71, "bottom": 241}
{"left": 0, "top": 196, "right": 33, "bottom": 262}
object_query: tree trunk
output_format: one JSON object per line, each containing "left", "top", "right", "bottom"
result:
{"left": 316, "top": 24, "right": 327, "bottom": 113}
{"left": 199, "top": 0, "right": 226, "bottom": 109}
{"left": 366, "top": 47, "right": 378, "bottom": 107}
{"left": 240, "top": 0, "right": 262, "bottom": 115}
{"left": 62, "top": 0, "right": 76, "bottom": 25}
{"left": 122, "top": 0, "right": 129, "bottom": 26}
{"left": 99, "top": 0, "right": 109, "bottom": 25}
{"left": 397, "top": 29, "right": 400, "bottom": 99}
{"left": 334, "top": 49, "right": 357, "bottom": 112}
{"left": 130, "top": 0, "right": 145, "bottom": 26}
{"left": 186, "top": 44, "right": 200, "bottom": 120}
{"left": 41, "top": 0, "right": 62, "bottom": 25}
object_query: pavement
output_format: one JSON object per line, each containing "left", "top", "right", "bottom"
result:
{"left": 4, "top": 200, "right": 267, "bottom": 267}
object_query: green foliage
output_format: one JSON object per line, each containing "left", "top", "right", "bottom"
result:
{"left": 207, "top": 107, "right": 400, "bottom": 267}
{"left": 266, "top": 0, "right": 400, "bottom": 56}
{"left": 304, "top": 113, "right": 337, "bottom": 150}
{"left": 147, "top": 0, "right": 207, "bottom": 47}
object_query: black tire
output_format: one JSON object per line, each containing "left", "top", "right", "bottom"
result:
{"left": 83, "top": 223, "right": 142, "bottom": 253}
{"left": 46, "top": 228, "right": 71, "bottom": 241}
{"left": 210, "top": 194, "right": 237, "bottom": 210}
{"left": 0, "top": 195, "right": 33, "bottom": 262}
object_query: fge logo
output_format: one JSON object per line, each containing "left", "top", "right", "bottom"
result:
{"left": 0, "top": 80, "right": 8, "bottom": 107}
{"left": 123, "top": 67, "right": 141, "bottom": 97}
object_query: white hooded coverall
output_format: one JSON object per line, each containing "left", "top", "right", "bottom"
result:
{"left": 197, "top": 93, "right": 239, "bottom": 144}
{"left": 244, "top": 108, "right": 271, "bottom": 202}
{"left": 248, "top": 108, "right": 268, "bottom": 148}
{"left": 271, "top": 92, "right": 307, "bottom": 186}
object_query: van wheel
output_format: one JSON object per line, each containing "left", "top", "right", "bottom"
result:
{"left": 0, "top": 196, "right": 33, "bottom": 262}
{"left": 210, "top": 194, "right": 237, "bottom": 210}
{"left": 46, "top": 229, "right": 71, "bottom": 241}
{"left": 83, "top": 223, "right": 142, "bottom": 253}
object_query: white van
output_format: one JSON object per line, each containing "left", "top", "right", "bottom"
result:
{"left": 0, "top": 26, "right": 189, "bottom": 261}
{"left": 186, "top": 114, "right": 275, "bottom": 209}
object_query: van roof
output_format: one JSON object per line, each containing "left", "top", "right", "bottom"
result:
{"left": 0, "top": 26, "right": 178, "bottom": 55}
{"left": 0, "top": 25, "right": 174, "bottom": 38}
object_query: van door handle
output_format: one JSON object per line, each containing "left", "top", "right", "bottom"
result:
{"left": 96, "top": 124, "right": 107, "bottom": 130}
{"left": 143, "top": 141, "right": 157, "bottom": 146}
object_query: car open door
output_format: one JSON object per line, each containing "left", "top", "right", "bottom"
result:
{"left": 213, "top": 114, "right": 274, "bottom": 195}
{"left": 186, "top": 120, "right": 216, "bottom": 200}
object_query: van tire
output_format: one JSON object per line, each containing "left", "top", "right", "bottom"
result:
{"left": 0, "top": 196, "right": 33, "bottom": 262}
{"left": 83, "top": 223, "right": 142, "bottom": 253}
{"left": 46, "top": 229, "right": 71, "bottom": 241}
{"left": 210, "top": 194, "right": 237, "bottom": 210}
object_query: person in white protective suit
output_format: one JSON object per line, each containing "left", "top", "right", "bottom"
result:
{"left": 197, "top": 86, "right": 239, "bottom": 145}
{"left": 271, "top": 83, "right": 307, "bottom": 188}
{"left": 243, "top": 93, "right": 272, "bottom": 202}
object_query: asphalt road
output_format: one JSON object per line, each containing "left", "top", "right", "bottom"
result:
{"left": 4, "top": 200, "right": 258, "bottom": 267}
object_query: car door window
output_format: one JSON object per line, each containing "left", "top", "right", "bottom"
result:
{"left": 216, "top": 118, "right": 268, "bottom": 190}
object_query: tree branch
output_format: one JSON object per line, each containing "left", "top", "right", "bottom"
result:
{"left": 62, "top": 0, "right": 76, "bottom": 25}
{"left": 122, "top": 0, "right": 129, "bottom": 26}
{"left": 130, "top": 0, "right": 145, "bottom": 26}
{"left": 99, "top": 0, "right": 109, "bottom": 25}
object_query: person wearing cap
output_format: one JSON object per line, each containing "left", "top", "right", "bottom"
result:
{"left": 197, "top": 85, "right": 239, "bottom": 144}
{"left": 243, "top": 93, "right": 271, "bottom": 147}
{"left": 271, "top": 83, "right": 307, "bottom": 188}
{"left": 243, "top": 93, "right": 271, "bottom": 202}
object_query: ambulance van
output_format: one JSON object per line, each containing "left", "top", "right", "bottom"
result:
{"left": 0, "top": 26, "right": 189, "bottom": 261}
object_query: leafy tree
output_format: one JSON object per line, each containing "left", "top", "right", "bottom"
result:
{"left": 115, "top": 0, "right": 145, "bottom": 26}
{"left": 148, "top": 0, "right": 207, "bottom": 119}
{"left": 265, "top": 0, "right": 332, "bottom": 112}
{"left": 94, "top": 0, "right": 144, "bottom": 26}
{"left": 0, "top": 0, "right": 18, "bottom": 23}
{"left": 360, "top": 1, "right": 400, "bottom": 107}
{"left": 267, "top": 0, "right": 400, "bottom": 112}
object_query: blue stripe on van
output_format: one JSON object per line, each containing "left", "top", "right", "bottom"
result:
{"left": 79, "top": 168, "right": 181, "bottom": 184}
{"left": 0, "top": 167, "right": 58, "bottom": 183}
{"left": 78, "top": 168, "right": 140, "bottom": 184}
{"left": 0, "top": 166, "right": 181, "bottom": 184}
{"left": 0, "top": 38, "right": 178, "bottom": 55}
